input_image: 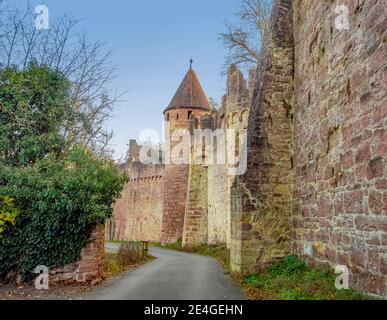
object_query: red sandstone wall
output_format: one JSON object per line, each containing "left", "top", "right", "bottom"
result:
{"left": 125, "top": 174, "right": 164, "bottom": 242}
{"left": 292, "top": 0, "right": 386, "bottom": 296}
{"left": 107, "top": 161, "right": 164, "bottom": 242}
{"left": 161, "top": 108, "right": 209, "bottom": 244}
{"left": 207, "top": 66, "right": 251, "bottom": 248}
{"left": 230, "top": 0, "right": 295, "bottom": 273}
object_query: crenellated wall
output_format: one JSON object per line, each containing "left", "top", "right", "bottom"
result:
{"left": 108, "top": 0, "right": 386, "bottom": 296}
{"left": 106, "top": 141, "right": 164, "bottom": 243}
{"left": 206, "top": 65, "right": 253, "bottom": 248}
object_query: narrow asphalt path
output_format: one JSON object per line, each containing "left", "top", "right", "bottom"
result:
{"left": 85, "top": 246, "right": 244, "bottom": 300}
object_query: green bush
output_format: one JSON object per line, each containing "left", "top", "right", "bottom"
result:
{"left": 0, "top": 196, "right": 20, "bottom": 237}
{"left": 0, "top": 64, "right": 127, "bottom": 281}
{"left": 0, "top": 62, "right": 71, "bottom": 167}
{"left": 0, "top": 148, "right": 127, "bottom": 280}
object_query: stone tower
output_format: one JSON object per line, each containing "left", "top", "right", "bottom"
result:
{"left": 161, "top": 65, "right": 211, "bottom": 244}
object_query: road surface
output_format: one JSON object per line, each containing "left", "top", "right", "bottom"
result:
{"left": 85, "top": 246, "right": 244, "bottom": 300}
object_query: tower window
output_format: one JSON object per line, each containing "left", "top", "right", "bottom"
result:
{"left": 176, "top": 113, "right": 179, "bottom": 120}
{"left": 166, "top": 113, "right": 170, "bottom": 121}
{"left": 188, "top": 111, "right": 193, "bottom": 119}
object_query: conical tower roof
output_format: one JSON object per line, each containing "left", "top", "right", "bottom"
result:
{"left": 164, "top": 67, "right": 211, "bottom": 113}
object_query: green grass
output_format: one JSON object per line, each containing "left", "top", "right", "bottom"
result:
{"left": 105, "top": 253, "right": 125, "bottom": 275}
{"left": 186, "top": 244, "right": 231, "bottom": 273}
{"left": 105, "top": 252, "right": 155, "bottom": 277}
{"left": 106, "top": 240, "right": 125, "bottom": 244}
{"left": 149, "top": 239, "right": 183, "bottom": 251}
{"left": 241, "top": 255, "right": 371, "bottom": 300}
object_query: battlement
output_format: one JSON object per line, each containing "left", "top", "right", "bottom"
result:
{"left": 109, "top": 0, "right": 386, "bottom": 296}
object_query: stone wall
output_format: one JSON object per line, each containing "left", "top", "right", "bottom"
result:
{"left": 106, "top": 141, "right": 164, "bottom": 242}
{"left": 182, "top": 65, "right": 252, "bottom": 248}
{"left": 182, "top": 162, "right": 208, "bottom": 247}
{"left": 50, "top": 224, "right": 105, "bottom": 284}
{"left": 105, "top": 0, "right": 386, "bottom": 296}
{"left": 161, "top": 108, "right": 209, "bottom": 244}
{"left": 207, "top": 65, "right": 252, "bottom": 248}
{"left": 292, "top": 0, "right": 386, "bottom": 296}
{"left": 230, "top": 0, "right": 386, "bottom": 296}
{"left": 230, "top": 0, "right": 295, "bottom": 273}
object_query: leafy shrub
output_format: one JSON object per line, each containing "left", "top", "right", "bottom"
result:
{"left": 0, "top": 196, "right": 19, "bottom": 237}
{"left": 0, "top": 64, "right": 127, "bottom": 281}
{"left": 0, "top": 63, "right": 71, "bottom": 167}
{"left": 266, "top": 255, "right": 309, "bottom": 276}
{"left": 0, "top": 148, "right": 127, "bottom": 280}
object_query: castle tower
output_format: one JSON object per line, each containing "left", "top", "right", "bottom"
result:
{"left": 161, "top": 64, "right": 211, "bottom": 244}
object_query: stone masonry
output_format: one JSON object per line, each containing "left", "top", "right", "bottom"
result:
{"left": 50, "top": 224, "right": 105, "bottom": 284}
{"left": 108, "top": 0, "right": 386, "bottom": 296}
{"left": 106, "top": 140, "right": 164, "bottom": 242}
{"left": 291, "top": 0, "right": 387, "bottom": 295}
{"left": 230, "top": 0, "right": 295, "bottom": 273}
{"left": 230, "top": 0, "right": 386, "bottom": 296}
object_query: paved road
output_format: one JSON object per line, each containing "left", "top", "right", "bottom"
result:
{"left": 85, "top": 246, "right": 244, "bottom": 300}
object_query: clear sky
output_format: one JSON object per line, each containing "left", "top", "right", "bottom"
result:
{"left": 12, "top": 0, "right": 241, "bottom": 160}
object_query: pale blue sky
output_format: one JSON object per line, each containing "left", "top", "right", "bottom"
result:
{"left": 12, "top": 0, "right": 242, "bottom": 159}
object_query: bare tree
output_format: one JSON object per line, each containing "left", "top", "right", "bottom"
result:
{"left": 219, "top": 0, "right": 272, "bottom": 73}
{"left": 0, "top": 1, "right": 124, "bottom": 158}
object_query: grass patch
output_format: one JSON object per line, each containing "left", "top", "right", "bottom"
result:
{"left": 241, "top": 255, "right": 371, "bottom": 300}
{"left": 149, "top": 238, "right": 183, "bottom": 251}
{"left": 106, "top": 240, "right": 125, "bottom": 244}
{"left": 105, "top": 252, "right": 155, "bottom": 278}
{"left": 185, "top": 244, "right": 231, "bottom": 273}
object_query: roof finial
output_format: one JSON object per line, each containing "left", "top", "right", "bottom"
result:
{"left": 189, "top": 58, "right": 193, "bottom": 69}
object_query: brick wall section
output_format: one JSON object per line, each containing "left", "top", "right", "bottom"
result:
{"left": 50, "top": 224, "right": 105, "bottom": 284}
{"left": 182, "top": 162, "right": 208, "bottom": 247}
{"left": 107, "top": 145, "right": 164, "bottom": 242}
{"left": 183, "top": 65, "right": 252, "bottom": 248}
{"left": 207, "top": 65, "right": 252, "bottom": 248}
{"left": 207, "top": 162, "right": 230, "bottom": 245}
{"left": 292, "top": 0, "right": 386, "bottom": 296}
{"left": 230, "top": 0, "right": 295, "bottom": 272}
{"left": 161, "top": 108, "right": 209, "bottom": 244}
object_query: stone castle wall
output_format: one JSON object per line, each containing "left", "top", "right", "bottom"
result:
{"left": 292, "top": 0, "right": 386, "bottom": 295}
{"left": 161, "top": 108, "right": 210, "bottom": 244}
{"left": 230, "top": 0, "right": 295, "bottom": 273}
{"left": 230, "top": 0, "right": 386, "bottom": 296}
{"left": 206, "top": 66, "right": 252, "bottom": 248}
{"left": 106, "top": 141, "right": 164, "bottom": 242}
{"left": 107, "top": 0, "right": 386, "bottom": 296}
{"left": 181, "top": 65, "right": 253, "bottom": 248}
